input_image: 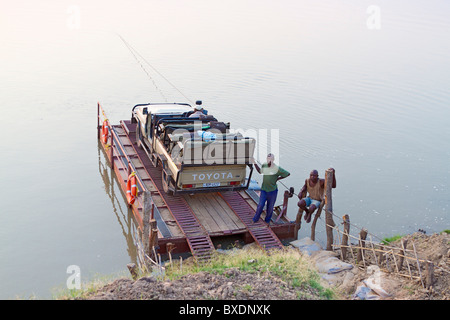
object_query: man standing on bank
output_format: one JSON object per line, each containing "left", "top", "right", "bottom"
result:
{"left": 298, "top": 168, "right": 336, "bottom": 223}
{"left": 252, "top": 153, "right": 290, "bottom": 225}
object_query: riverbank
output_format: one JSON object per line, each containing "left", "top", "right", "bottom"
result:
{"left": 59, "top": 245, "right": 337, "bottom": 300}
{"left": 57, "top": 231, "right": 449, "bottom": 300}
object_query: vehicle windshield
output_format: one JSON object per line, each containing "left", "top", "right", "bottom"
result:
{"left": 148, "top": 104, "right": 192, "bottom": 115}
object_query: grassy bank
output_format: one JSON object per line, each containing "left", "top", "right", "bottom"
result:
{"left": 56, "top": 246, "right": 337, "bottom": 300}
{"left": 164, "top": 247, "right": 336, "bottom": 299}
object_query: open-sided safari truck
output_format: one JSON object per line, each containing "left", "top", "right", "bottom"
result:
{"left": 132, "top": 101, "right": 256, "bottom": 195}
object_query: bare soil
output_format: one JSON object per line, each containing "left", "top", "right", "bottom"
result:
{"left": 85, "top": 268, "right": 323, "bottom": 300}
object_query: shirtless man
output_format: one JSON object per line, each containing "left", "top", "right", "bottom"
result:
{"left": 298, "top": 168, "right": 336, "bottom": 223}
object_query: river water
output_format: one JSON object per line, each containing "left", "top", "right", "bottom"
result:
{"left": 1, "top": 0, "right": 449, "bottom": 299}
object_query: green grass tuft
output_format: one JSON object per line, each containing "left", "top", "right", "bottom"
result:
{"left": 382, "top": 234, "right": 403, "bottom": 245}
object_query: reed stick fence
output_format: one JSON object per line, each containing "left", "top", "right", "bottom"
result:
{"left": 302, "top": 207, "right": 449, "bottom": 289}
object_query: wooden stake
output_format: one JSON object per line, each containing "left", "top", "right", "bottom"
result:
{"left": 411, "top": 240, "right": 425, "bottom": 288}
{"left": 167, "top": 242, "right": 175, "bottom": 268}
{"left": 341, "top": 214, "right": 350, "bottom": 260}
{"left": 357, "top": 228, "right": 368, "bottom": 265}
{"left": 294, "top": 208, "right": 303, "bottom": 239}
{"left": 335, "top": 225, "right": 343, "bottom": 259}
{"left": 378, "top": 245, "right": 384, "bottom": 265}
{"left": 310, "top": 203, "right": 323, "bottom": 241}
{"left": 384, "top": 251, "right": 392, "bottom": 272}
{"left": 425, "top": 261, "right": 435, "bottom": 290}
{"left": 349, "top": 241, "right": 357, "bottom": 264}
{"left": 397, "top": 239, "right": 408, "bottom": 271}
{"left": 151, "top": 201, "right": 155, "bottom": 220}
{"left": 152, "top": 246, "right": 158, "bottom": 268}
{"left": 149, "top": 223, "right": 158, "bottom": 257}
{"left": 127, "top": 263, "right": 138, "bottom": 280}
{"left": 142, "top": 191, "right": 151, "bottom": 255}
{"left": 369, "top": 235, "right": 379, "bottom": 266}
{"left": 402, "top": 239, "right": 413, "bottom": 280}
{"left": 391, "top": 249, "right": 400, "bottom": 273}
{"left": 324, "top": 169, "right": 335, "bottom": 251}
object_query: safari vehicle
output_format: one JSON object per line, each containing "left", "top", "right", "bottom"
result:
{"left": 131, "top": 101, "right": 256, "bottom": 194}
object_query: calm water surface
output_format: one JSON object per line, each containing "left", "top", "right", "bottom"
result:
{"left": 1, "top": 0, "right": 449, "bottom": 298}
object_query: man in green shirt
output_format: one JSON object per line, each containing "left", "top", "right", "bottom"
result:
{"left": 252, "top": 153, "right": 290, "bottom": 224}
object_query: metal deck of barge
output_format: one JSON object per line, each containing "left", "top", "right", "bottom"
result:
{"left": 97, "top": 103, "right": 296, "bottom": 262}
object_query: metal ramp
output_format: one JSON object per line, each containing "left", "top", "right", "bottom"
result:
{"left": 111, "top": 125, "right": 172, "bottom": 238}
{"left": 219, "top": 191, "right": 284, "bottom": 251}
